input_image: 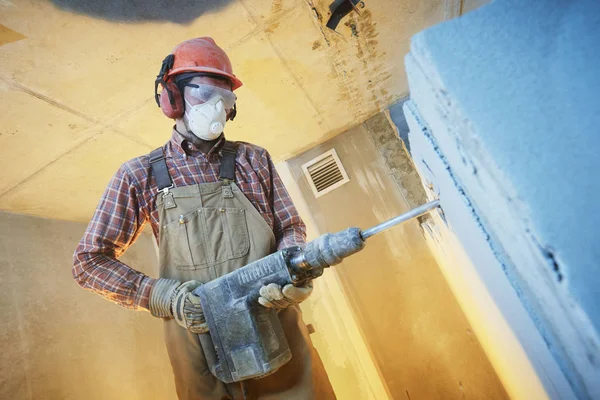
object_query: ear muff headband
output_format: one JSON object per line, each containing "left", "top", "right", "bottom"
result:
{"left": 154, "top": 54, "right": 174, "bottom": 106}
{"left": 154, "top": 54, "right": 185, "bottom": 119}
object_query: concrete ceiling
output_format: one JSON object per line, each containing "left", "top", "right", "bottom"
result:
{"left": 0, "top": 0, "right": 453, "bottom": 222}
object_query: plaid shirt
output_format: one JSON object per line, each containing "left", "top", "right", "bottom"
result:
{"left": 73, "top": 130, "right": 306, "bottom": 311}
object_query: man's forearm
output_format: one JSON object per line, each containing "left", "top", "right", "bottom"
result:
{"left": 72, "top": 251, "right": 156, "bottom": 310}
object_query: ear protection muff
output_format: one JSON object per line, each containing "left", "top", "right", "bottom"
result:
{"left": 154, "top": 54, "right": 185, "bottom": 119}
{"left": 159, "top": 82, "right": 184, "bottom": 119}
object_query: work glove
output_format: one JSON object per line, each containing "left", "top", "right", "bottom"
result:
{"left": 258, "top": 281, "right": 314, "bottom": 310}
{"left": 148, "top": 278, "right": 208, "bottom": 333}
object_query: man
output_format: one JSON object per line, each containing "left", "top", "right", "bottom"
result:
{"left": 73, "top": 37, "right": 335, "bottom": 400}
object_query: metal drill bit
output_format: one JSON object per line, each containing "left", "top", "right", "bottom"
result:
{"left": 360, "top": 200, "right": 440, "bottom": 240}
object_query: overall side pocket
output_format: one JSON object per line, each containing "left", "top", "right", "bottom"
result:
{"left": 162, "top": 215, "right": 195, "bottom": 269}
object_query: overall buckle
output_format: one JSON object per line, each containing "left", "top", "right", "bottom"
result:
{"left": 159, "top": 185, "right": 177, "bottom": 209}
{"left": 221, "top": 180, "right": 234, "bottom": 198}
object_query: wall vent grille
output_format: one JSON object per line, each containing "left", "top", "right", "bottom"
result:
{"left": 301, "top": 149, "right": 350, "bottom": 198}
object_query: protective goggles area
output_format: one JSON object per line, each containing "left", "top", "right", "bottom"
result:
{"left": 185, "top": 83, "right": 237, "bottom": 109}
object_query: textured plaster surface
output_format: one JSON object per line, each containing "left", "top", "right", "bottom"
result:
{"left": 403, "top": 0, "right": 600, "bottom": 397}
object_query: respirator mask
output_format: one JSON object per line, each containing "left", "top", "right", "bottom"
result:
{"left": 184, "top": 84, "right": 237, "bottom": 141}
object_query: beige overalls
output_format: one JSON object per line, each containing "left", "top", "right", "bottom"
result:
{"left": 150, "top": 142, "right": 335, "bottom": 400}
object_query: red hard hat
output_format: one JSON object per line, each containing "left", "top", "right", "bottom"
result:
{"left": 167, "top": 37, "right": 243, "bottom": 90}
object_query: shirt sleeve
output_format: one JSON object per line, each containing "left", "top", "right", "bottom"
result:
{"left": 263, "top": 149, "right": 307, "bottom": 250}
{"left": 72, "top": 163, "right": 156, "bottom": 311}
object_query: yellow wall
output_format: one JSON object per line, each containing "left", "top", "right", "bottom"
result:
{"left": 278, "top": 114, "right": 508, "bottom": 399}
{"left": 276, "top": 162, "right": 392, "bottom": 400}
{"left": 0, "top": 212, "right": 177, "bottom": 400}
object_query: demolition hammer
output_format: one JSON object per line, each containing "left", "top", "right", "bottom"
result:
{"left": 193, "top": 200, "right": 440, "bottom": 383}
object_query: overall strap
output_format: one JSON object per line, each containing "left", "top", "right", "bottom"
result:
{"left": 219, "top": 141, "right": 238, "bottom": 182}
{"left": 149, "top": 148, "right": 173, "bottom": 193}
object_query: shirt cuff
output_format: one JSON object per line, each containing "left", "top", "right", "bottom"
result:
{"left": 136, "top": 276, "right": 157, "bottom": 311}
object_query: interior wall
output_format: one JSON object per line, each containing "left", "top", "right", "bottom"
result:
{"left": 0, "top": 211, "right": 176, "bottom": 400}
{"left": 283, "top": 113, "right": 508, "bottom": 399}
{"left": 276, "top": 162, "right": 392, "bottom": 400}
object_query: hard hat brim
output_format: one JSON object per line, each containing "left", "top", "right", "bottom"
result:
{"left": 168, "top": 66, "right": 243, "bottom": 91}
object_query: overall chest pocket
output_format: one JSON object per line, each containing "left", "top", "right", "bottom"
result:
{"left": 163, "top": 207, "right": 250, "bottom": 269}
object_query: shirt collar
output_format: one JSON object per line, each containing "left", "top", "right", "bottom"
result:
{"left": 169, "top": 128, "right": 226, "bottom": 160}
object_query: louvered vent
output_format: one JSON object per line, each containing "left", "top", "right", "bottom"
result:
{"left": 302, "top": 149, "right": 350, "bottom": 198}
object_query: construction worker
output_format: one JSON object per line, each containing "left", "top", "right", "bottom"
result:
{"left": 73, "top": 37, "right": 335, "bottom": 400}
